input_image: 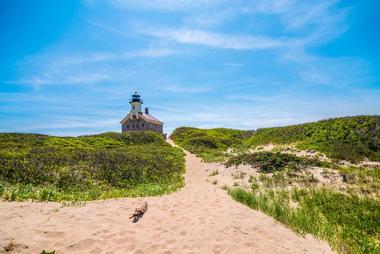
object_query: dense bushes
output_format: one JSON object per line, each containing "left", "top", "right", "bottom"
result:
{"left": 170, "top": 127, "right": 254, "bottom": 162}
{"left": 246, "top": 116, "right": 380, "bottom": 162}
{"left": 0, "top": 131, "right": 185, "bottom": 201}
{"left": 225, "top": 152, "right": 326, "bottom": 173}
{"left": 172, "top": 116, "right": 380, "bottom": 163}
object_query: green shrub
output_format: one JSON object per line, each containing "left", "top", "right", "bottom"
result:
{"left": 246, "top": 116, "right": 380, "bottom": 162}
{"left": 225, "top": 151, "right": 323, "bottom": 173}
{"left": 0, "top": 131, "right": 185, "bottom": 201}
{"left": 170, "top": 127, "right": 254, "bottom": 162}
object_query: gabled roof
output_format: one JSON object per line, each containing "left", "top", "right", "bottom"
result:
{"left": 141, "top": 112, "right": 163, "bottom": 124}
{"left": 120, "top": 112, "right": 163, "bottom": 125}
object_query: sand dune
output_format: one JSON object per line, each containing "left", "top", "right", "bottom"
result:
{"left": 0, "top": 140, "right": 333, "bottom": 253}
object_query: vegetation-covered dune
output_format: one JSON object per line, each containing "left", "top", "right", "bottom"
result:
{"left": 170, "top": 127, "right": 254, "bottom": 162}
{"left": 247, "top": 115, "right": 380, "bottom": 162}
{"left": 172, "top": 116, "right": 380, "bottom": 254}
{"left": 172, "top": 115, "right": 380, "bottom": 163}
{"left": 0, "top": 131, "right": 185, "bottom": 201}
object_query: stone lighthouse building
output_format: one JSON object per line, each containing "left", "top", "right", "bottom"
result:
{"left": 120, "top": 92, "right": 164, "bottom": 135}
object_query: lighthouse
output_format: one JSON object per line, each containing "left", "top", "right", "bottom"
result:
{"left": 120, "top": 92, "right": 164, "bottom": 136}
{"left": 130, "top": 92, "right": 143, "bottom": 114}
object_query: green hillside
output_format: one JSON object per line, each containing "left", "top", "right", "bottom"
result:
{"left": 172, "top": 116, "right": 380, "bottom": 253}
{"left": 0, "top": 131, "right": 185, "bottom": 201}
{"left": 170, "top": 127, "right": 254, "bottom": 162}
{"left": 246, "top": 115, "right": 380, "bottom": 162}
{"left": 171, "top": 116, "right": 380, "bottom": 163}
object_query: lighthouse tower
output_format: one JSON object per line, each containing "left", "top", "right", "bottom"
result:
{"left": 130, "top": 92, "right": 143, "bottom": 114}
{"left": 120, "top": 92, "right": 164, "bottom": 136}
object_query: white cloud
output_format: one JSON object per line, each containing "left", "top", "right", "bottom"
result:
{"left": 242, "top": 0, "right": 351, "bottom": 46}
{"left": 54, "top": 48, "right": 180, "bottom": 67}
{"left": 12, "top": 72, "right": 114, "bottom": 90}
{"left": 155, "top": 84, "right": 212, "bottom": 93}
{"left": 227, "top": 94, "right": 289, "bottom": 102}
{"left": 111, "top": 0, "right": 223, "bottom": 11}
{"left": 139, "top": 27, "right": 290, "bottom": 50}
{"left": 9, "top": 47, "right": 181, "bottom": 89}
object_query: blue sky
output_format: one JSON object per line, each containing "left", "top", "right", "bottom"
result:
{"left": 1, "top": 0, "right": 379, "bottom": 136}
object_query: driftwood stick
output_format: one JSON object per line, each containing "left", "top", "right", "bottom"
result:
{"left": 129, "top": 202, "right": 148, "bottom": 220}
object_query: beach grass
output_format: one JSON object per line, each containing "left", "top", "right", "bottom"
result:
{"left": 229, "top": 187, "right": 380, "bottom": 254}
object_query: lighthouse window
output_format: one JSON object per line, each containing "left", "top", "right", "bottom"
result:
{"left": 133, "top": 106, "right": 135, "bottom": 110}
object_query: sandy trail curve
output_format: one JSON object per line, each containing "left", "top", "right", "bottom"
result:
{"left": 0, "top": 140, "right": 333, "bottom": 254}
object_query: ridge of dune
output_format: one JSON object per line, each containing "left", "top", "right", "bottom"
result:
{"left": 0, "top": 139, "right": 334, "bottom": 254}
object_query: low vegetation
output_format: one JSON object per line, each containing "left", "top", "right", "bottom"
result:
{"left": 174, "top": 116, "right": 380, "bottom": 253}
{"left": 0, "top": 131, "right": 185, "bottom": 201}
{"left": 229, "top": 188, "right": 380, "bottom": 254}
{"left": 170, "top": 127, "right": 254, "bottom": 162}
{"left": 246, "top": 115, "right": 380, "bottom": 163}
{"left": 225, "top": 151, "right": 332, "bottom": 173}
{"left": 224, "top": 151, "right": 380, "bottom": 253}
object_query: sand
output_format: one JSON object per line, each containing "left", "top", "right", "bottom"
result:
{"left": 0, "top": 140, "right": 334, "bottom": 254}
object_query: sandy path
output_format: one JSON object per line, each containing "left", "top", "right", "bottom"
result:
{"left": 0, "top": 140, "right": 333, "bottom": 254}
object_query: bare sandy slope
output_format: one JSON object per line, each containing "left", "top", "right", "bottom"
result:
{"left": 0, "top": 140, "right": 333, "bottom": 254}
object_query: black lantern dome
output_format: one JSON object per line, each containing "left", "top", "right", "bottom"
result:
{"left": 130, "top": 92, "right": 143, "bottom": 103}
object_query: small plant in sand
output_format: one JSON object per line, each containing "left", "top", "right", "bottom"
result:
{"left": 40, "top": 250, "right": 56, "bottom": 254}
{"left": 231, "top": 171, "right": 246, "bottom": 180}
{"left": 248, "top": 175, "right": 256, "bottom": 183}
{"left": 250, "top": 182, "right": 259, "bottom": 192}
{"left": 3, "top": 240, "right": 16, "bottom": 252}
{"left": 208, "top": 170, "right": 219, "bottom": 176}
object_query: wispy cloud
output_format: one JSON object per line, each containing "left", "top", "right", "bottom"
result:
{"left": 111, "top": 0, "right": 223, "bottom": 11}
{"left": 218, "top": 62, "right": 245, "bottom": 67}
{"left": 8, "top": 47, "right": 181, "bottom": 89}
{"left": 280, "top": 52, "right": 375, "bottom": 88}
{"left": 155, "top": 84, "right": 212, "bottom": 93}
{"left": 226, "top": 94, "right": 289, "bottom": 102}
{"left": 52, "top": 48, "right": 181, "bottom": 67}
{"left": 22, "top": 73, "right": 112, "bottom": 88}
{"left": 138, "top": 27, "right": 291, "bottom": 50}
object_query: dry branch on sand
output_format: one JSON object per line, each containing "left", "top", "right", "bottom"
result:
{"left": 129, "top": 202, "right": 148, "bottom": 223}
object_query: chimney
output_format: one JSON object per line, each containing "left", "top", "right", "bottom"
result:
{"left": 145, "top": 107, "right": 149, "bottom": 114}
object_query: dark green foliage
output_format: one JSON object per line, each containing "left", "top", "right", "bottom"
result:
{"left": 170, "top": 127, "right": 254, "bottom": 162}
{"left": 246, "top": 116, "right": 380, "bottom": 162}
{"left": 225, "top": 152, "right": 325, "bottom": 173}
{"left": 230, "top": 188, "right": 380, "bottom": 254}
{"left": 0, "top": 131, "right": 185, "bottom": 201}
